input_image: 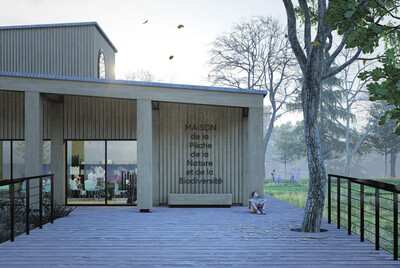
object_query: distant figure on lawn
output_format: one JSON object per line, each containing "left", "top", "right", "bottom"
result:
{"left": 271, "top": 169, "right": 276, "bottom": 182}
{"left": 290, "top": 168, "right": 295, "bottom": 184}
{"left": 277, "top": 174, "right": 282, "bottom": 184}
{"left": 296, "top": 168, "right": 301, "bottom": 184}
{"left": 249, "top": 191, "right": 266, "bottom": 215}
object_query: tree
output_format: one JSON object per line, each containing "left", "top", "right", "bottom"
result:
{"left": 287, "top": 73, "right": 349, "bottom": 161}
{"left": 326, "top": 0, "right": 400, "bottom": 135}
{"left": 367, "top": 102, "right": 400, "bottom": 177}
{"left": 125, "top": 69, "right": 158, "bottom": 82}
{"left": 325, "top": 49, "right": 385, "bottom": 176}
{"left": 208, "top": 16, "right": 299, "bottom": 178}
{"left": 282, "top": 0, "right": 368, "bottom": 232}
{"left": 273, "top": 122, "right": 306, "bottom": 177}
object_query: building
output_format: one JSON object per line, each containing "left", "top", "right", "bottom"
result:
{"left": 0, "top": 22, "right": 265, "bottom": 211}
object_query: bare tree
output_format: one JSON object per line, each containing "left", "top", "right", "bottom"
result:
{"left": 326, "top": 50, "right": 385, "bottom": 176}
{"left": 125, "top": 69, "right": 158, "bottom": 82}
{"left": 281, "top": 0, "right": 374, "bottom": 232}
{"left": 209, "top": 16, "right": 299, "bottom": 177}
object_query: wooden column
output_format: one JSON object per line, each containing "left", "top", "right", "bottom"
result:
{"left": 50, "top": 102, "right": 65, "bottom": 205}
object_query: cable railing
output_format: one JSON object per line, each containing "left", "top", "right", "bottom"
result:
{"left": 0, "top": 174, "right": 54, "bottom": 242}
{"left": 328, "top": 174, "right": 399, "bottom": 261}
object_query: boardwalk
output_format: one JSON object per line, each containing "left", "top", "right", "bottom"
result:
{"left": 0, "top": 196, "right": 397, "bottom": 267}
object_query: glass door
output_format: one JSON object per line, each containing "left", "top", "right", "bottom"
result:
{"left": 66, "top": 141, "right": 106, "bottom": 205}
{"left": 66, "top": 140, "right": 137, "bottom": 205}
{"left": 106, "top": 141, "right": 137, "bottom": 205}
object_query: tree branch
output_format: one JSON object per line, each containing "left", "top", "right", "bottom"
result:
{"left": 323, "top": 47, "right": 362, "bottom": 79}
{"left": 282, "top": 0, "right": 307, "bottom": 73}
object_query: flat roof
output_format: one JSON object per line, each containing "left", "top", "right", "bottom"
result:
{"left": 0, "top": 22, "right": 118, "bottom": 53}
{"left": 0, "top": 71, "right": 267, "bottom": 96}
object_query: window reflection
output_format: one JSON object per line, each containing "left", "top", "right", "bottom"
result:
{"left": 66, "top": 140, "right": 137, "bottom": 205}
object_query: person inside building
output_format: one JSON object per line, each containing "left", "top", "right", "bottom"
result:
{"left": 249, "top": 191, "right": 267, "bottom": 215}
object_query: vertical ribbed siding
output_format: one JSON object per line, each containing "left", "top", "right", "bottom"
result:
{"left": 0, "top": 26, "right": 99, "bottom": 78}
{"left": 158, "top": 103, "right": 243, "bottom": 204}
{"left": 0, "top": 91, "right": 24, "bottom": 140}
{"left": 63, "top": 96, "right": 136, "bottom": 140}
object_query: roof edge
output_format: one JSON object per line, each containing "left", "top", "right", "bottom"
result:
{"left": 0, "top": 22, "right": 118, "bottom": 53}
{"left": 0, "top": 71, "right": 267, "bottom": 96}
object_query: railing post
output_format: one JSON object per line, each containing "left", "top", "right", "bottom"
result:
{"left": 26, "top": 179, "right": 30, "bottom": 235}
{"left": 328, "top": 175, "right": 331, "bottom": 224}
{"left": 394, "top": 192, "right": 398, "bottom": 261}
{"left": 39, "top": 177, "right": 43, "bottom": 229}
{"left": 10, "top": 179, "right": 15, "bottom": 242}
{"left": 51, "top": 175, "right": 54, "bottom": 224}
{"left": 375, "top": 188, "right": 380, "bottom": 251}
{"left": 348, "top": 179, "right": 351, "bottom": 235}
{"left": 360, "top": 184, "right": 364, "bottom": 242}
{"left": 337, "top": 177, "right": 341, "bottom": 229}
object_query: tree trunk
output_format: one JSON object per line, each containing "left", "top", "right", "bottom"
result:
{"left": 301, "top": 75, "right": 326, "bottom": 233}
{"left": 384, "top": 150, "right": 387, "bottom": 178}
{"left": 263, "top": 111, "right": 276, "bottom": 178}
{"left": 390, "top": 153, "right": 397, "bottom": 178}
{"left": 345, "top": 96, "right": 351, "bottom": 176}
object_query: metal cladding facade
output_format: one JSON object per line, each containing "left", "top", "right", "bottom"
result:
{"left": 0, "top": 22, "right": 116, "bottom": 79}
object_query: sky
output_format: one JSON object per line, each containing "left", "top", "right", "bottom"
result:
{"left": 0, "top": 0, "right": 287, "bottom": 86}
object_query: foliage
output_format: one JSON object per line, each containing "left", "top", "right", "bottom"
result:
{"left": 0, "top": 201, "right": 75, "bottom": 243}
{"left": 359, "top": 50, "right": 400, "bottom": 134}
{"left": 273, "top": 122, "right": 306, "bottom": 175}
{"left": 287, "top": 74, "right": 349, "bottom": 161}
{"left": 367, "top": 102, "right": 400, "bottom": 155}
{"left": 326, "top": 0, "right": 400, "bottom": 135}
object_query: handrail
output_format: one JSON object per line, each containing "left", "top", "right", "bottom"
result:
{"left": 0, "top": 174, "right": 54, "bottom": 186}
{"left": 328, "top": 173, "right": 400, "bottom": 193}
{"left": 0, "top": 174, "right": 54, "bottom": 242}
{"left": 328, "top": 174, "right": 399, "bottom": 261}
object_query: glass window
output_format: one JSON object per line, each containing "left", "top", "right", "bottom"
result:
{"left": 66, "top": 140, "right": 137, "bottom": 205}
{"left": 107, "top": 141, "right": 137, "bottom": 205}
{"left": 13, "top": 141, "right": 25, "bottom": 179}
{"left": 98, "top": 49, "right": 106, "bottom": 79}
{"left": 0, "top": 141, "right": 11, "bottom": 181}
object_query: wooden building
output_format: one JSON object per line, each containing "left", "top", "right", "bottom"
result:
{"left": 0, "top": 22, "right": 265, "bottom": 211}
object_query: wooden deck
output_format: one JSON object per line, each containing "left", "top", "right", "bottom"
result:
{"left": 0, "top": 196, "right": 398, "bottom": 267}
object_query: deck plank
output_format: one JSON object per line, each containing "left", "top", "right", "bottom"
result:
{"left": 0, "top": 196, "right": 398, "bottom": 267}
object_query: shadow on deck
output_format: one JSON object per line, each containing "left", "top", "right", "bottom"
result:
{"left": 0, "top": 196, "right": 397, "bottom": 267}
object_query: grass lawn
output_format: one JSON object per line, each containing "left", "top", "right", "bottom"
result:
{"left": 264, "top": 177, "right": 400, "bottom": 255}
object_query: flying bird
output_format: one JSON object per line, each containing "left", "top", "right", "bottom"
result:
{"left": 169, "top": 55, "right": 174, "bottom": 60}
{"left": 143, "top": 20, "right": 148, "bottom": 24}
{"left": 178, "top": 24, "right": 184, "bottom": 29}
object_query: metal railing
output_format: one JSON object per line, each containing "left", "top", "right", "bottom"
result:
{"left": 328, "top": 174, "right": 399, "bottom": 260}
{"left": 0, "top": 174, "right": 54, "bottom": 242}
